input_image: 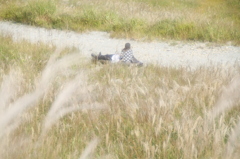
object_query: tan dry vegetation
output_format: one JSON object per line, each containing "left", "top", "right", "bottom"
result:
{"left": 0, "top": 35, "right": 240, "bottom": 158}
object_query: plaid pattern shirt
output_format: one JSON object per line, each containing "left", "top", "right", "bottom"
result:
{"left": 120, "top": 49, "right": 133, "bottom": 63}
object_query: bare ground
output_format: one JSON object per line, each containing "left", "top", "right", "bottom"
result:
{"left": 1, "top": 21, "right": 240, "bottom": 69}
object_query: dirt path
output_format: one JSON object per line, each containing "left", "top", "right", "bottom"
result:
{"left": 1, "top": 21, "right": 240, "bottom": 68}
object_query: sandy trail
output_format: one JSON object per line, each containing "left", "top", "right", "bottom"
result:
{"left": 0, "top": 21, "right": 240, "bottom": 68}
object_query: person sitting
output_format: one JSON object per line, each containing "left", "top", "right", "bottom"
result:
{"left": 120, "top": 43, "right": 143, "bottom": 66}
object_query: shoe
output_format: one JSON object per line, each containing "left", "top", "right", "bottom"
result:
{"left": 91, "top": 53, "right": 98, "bottom": 60}
{"left": 138, "top": 62, "right": 143, "bottom": 67}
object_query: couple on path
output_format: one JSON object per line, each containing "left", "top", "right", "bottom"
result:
{"left": 91, "top": 43, "right": 143, "bottom": 66}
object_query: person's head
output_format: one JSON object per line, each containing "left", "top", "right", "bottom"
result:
{"left": 124, "top": 43, "right": 131, "bottom": 50}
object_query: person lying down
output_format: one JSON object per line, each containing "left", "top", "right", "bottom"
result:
{"left": 91, "top": 43, "right": 143, "bottom": 66}
{"left": 91, "top": 53, "right": 120, "bottom": 63}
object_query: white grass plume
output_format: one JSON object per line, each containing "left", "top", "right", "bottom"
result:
{"left": 206, "top": 75, "right": 240, "bottom": 157}
{"left": 41, "top": 72, "right": 105, "bottom": 135}
{"left": 208, "top": 75, "right": 240, "bottom": 119}
{"left": 0, "top": 69, "right": 23, "bottom": 112}
{"left": 79, "top": 138, "right": 99, "bottom": 159}
{"left": 225, "top": 120, "right": 240, "bottom": 158}
{"left": 0, "top": 82, "right": 43, "bottom": 139}
{"left": 41, "top": 74, "right": 84, "bottom": 135}
{"left": 0, "top": 49, "right": 83, "bottom": 138}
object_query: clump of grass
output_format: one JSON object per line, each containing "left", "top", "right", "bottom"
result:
{"left": 0, "top": 0, "right": 56, "bottom": 27}
{"left": 132, "top": 0, "right": 199, "bottom": 8}
{"left": 148, "top": 19, "right": 240, "bottom": 42}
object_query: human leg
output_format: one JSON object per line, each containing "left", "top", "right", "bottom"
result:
{"left": 91, "top": 53, "right": 114, "bottom": 61}
{"left": 131, "top": 56, "right": 143, "bottom": 66}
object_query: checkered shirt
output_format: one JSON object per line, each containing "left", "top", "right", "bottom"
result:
{"left": 120, "top": 49, "right": 133, "bottom": 63}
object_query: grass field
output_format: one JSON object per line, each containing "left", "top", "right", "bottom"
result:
{"left": 1, "top": 0, "right": 240, "bottom": 158}
{"left": 1, "top": 35, "right": 240, "bottom": 159}
{"left": 0, "top": 0, "right": 240, "bottom": 44}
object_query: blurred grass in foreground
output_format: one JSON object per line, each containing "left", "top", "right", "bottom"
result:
{"left": 1, "top": 36, "right": 240, "bottom": 159}
{"left": 0, "top": 0, "right": 239, "bottom": 44}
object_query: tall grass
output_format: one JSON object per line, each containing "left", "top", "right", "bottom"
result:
{"left": 0, "top": 36, "right": 240, "bottom": 158}
{"left": 0, "top": 0, "right": 240, "bottom": 44}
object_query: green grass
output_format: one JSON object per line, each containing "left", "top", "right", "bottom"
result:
{"left": 131, "top": 0, "right": 200, "bottom": 8}
{"left": 0, "top": 0, "right": 240, "bottom": 44}
{"left": 0, "top": 36, "right": 240, "bottom": 159}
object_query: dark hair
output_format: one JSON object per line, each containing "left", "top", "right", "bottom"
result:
{"left": 123, "top": 43, "right": 131, "bottom": 51}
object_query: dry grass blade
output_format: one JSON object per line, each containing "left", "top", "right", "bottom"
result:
{"left": 0, "top": 48, "right": 83, "bottom": 139}
{"left": 208, "top": 75, "right": 240, "bottom": 120}
{"left": 79, "top": 138, "right": 99, "bottom": 159}
{"left": 0, "top": 69, "right": 23, "bottom": 112}
{"left": 206, "top": 75, "right": 240, "bottom": 158}
{"left": 225, "top": 120, "right": 240, "bottom": 158}
{"left": 0, "top": 76, "right": 44, "bottom": 139}
{"left": 41, "top": 73, "right": 88, "bottom": 135}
